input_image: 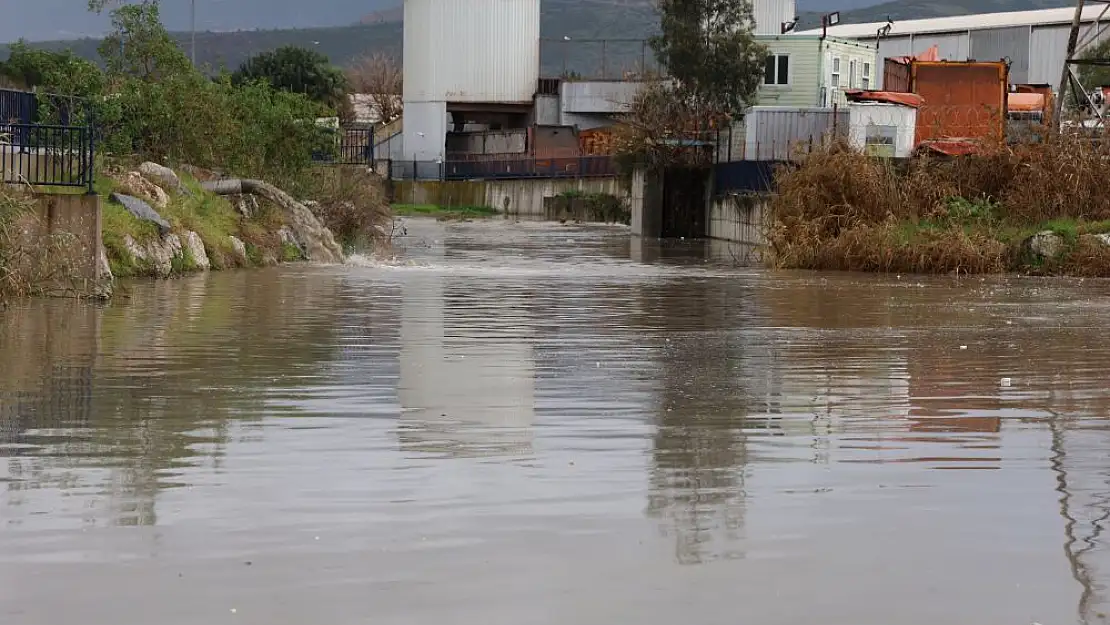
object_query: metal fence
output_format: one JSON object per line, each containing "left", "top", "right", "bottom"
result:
{"left": 390, "top": 155, "right": 619, "bottom": 181}
{"left": 539, "top": 38, "right": 662, "bottom": 80}
{"left": 0, "top": 89, "right": 37, "bottom": 126}
{"left": 715, "top": 108, "right": 850, "bottom": 163}
{"left": 713, "top": 160, "right": 779, "bottom": 195}
{"left": 312, "top": 125, "right": 375, "bottom": 165}
{"left": 1, "top": 123, "right": 96, "bottom": 192}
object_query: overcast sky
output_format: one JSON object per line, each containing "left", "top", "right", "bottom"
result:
{"left": 0, "top": 0, "right": 397, "bottom": 42}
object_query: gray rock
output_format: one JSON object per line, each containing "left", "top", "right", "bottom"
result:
{"left": 97, "top": 247, "right": 113, "bottom": 283}
{"left": 1026, "top": 230, "right": 1064, "bottom": 260}
{"left": 182, "top": 231, "right": 210, "bottom": 271}
{"left": 138, "top": 162, "right": 186, "bottom": 194}
{"left": 151, "top": 234, "right": 183, "bottom": 277}
{"left": 199, "top": 179, "right": 344, "bottom": 264}
{"left": 1094, "top": 233, "right": 1110, "bottom": 247}
{"left": 277, "top": 226, "right": 305, "bottom": 259}
{"left": 122, "top": 234, "right": 148, "bottom": 264}
{"left": 111, "top": 193, "right": 172, "bottom": 235}
{"left": 228, "top": 236, "right": 249, "bottom": 266}
{"left": 233, "top": 194, "right": 259, "bottom": 218}
{"left": 122, "top": 233, "right": 185, "bottom": 278}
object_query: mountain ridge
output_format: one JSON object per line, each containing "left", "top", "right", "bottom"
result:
{"left": 3, "top": 0, "right": 1077, "bottom": 72}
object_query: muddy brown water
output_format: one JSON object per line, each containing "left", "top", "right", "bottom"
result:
{"left": 2, "top": 218, "right": 1110, "bottom": 624}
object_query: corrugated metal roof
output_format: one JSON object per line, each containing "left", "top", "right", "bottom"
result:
{"left": 844, "top": 90, "right": 925, "bottom": 107}
{"left": 799, "top": 5, "right": 1110, "bottom": 39}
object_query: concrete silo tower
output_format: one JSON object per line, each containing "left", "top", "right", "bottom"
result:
{"left": 402, "top": 0, "right": 541, "bottom": 163}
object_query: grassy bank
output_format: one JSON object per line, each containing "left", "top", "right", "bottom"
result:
{"left": 768, "top": 139, "right": 1110, "bottom": 276}
{"left": 392, "top": 204, "right": 499, "bottom": 220}
{"left": 96, "top": 162, "right": 391, "bottom": 279}
{"left": 99, "top": 169, "right": 279, "bottom": 277}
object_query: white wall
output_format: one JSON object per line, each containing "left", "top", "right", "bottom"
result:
{"left": 707, "top": 193, "right": 770, "bottom": 245}
{"left": 753, "top": 0, "right": 797, "bottom": 35}
{"left": 560, "top": 81, "right": 641, "bottom": 114}
{"left": 402, "top": 101, "right": 448, "bottom": 161}
{"left": 848, "top": 103, "right": 917, "bottom": 157}
{"left": 822, "top": 39, "right": 880, "bottom": 106}
{"left": 403, "top": 0, "right": 540, "bottom": 103}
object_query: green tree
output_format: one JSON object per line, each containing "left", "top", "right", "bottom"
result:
{"left": 1, "top": 42, "right": 105, "bottom": 98}
{"left": 233, "top": 46, "right": 347, "bottom": 107}
{"left": 650, "top": 0, "right": 767, "bottom": 119}
{"left": 1078, "top": 38, "right": 1110, "bottom": 96}
{"left": 97, "top": 1, "right": 192, "bottom": 81}
{"left": 0, "top": 42, "right": 106, "bottom": 124}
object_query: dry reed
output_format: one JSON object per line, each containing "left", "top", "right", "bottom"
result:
{"left": 768, "top": 137, "right": 1110, "bottom": 275}
{"left": 0, "top": 187, "right": 83, "bottom": 298}
{"left": 293, "top": 166, "right": 392, "bottom": 250}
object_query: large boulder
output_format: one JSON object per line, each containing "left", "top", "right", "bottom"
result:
{"left": 232, "top": 194, "right": 259, "bottom": 219}
{"left": 278, "top": 226, "right": 305, "bottom": 259}
{"left": 111, "top": 193, "right": 172, "bottom": 235}
{"left": 228, "top": 236, "right": 249, "bottom": 266}
{"left": 201, "top": 179, "right": 344, "bottom": 264}
{"left": 138, "top": 162, "right": 186, "bottom": 195}
{"left": 122, "top": 233, "right": 184, "bottom": 278}
{"left": 1024, "top": 230, "right": 1065, "bottom": 261}
{"left": 182, "top": 231, "right": 210, "bottom": 271}
{"left": 116, "top": 171, "right": 169, "bottom": 209}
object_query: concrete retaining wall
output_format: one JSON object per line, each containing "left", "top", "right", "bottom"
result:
{"left": 28, "top": 192, "right": 105, "bottom": 290}
{"left": 707, "top": 193, "right": 771, "bottom": 246}
{"left": 394, "top": 176, "right": 627, "bottom": 218}
{"left": 629, "top": 167, "right": 662, "bottom": 237}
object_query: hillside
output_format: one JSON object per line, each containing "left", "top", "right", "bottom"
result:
{"left": 7, "top": 0, "right": 1078, "bottom": 76}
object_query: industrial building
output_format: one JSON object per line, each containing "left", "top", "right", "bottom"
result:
{"left": 805, "top": 6, "right": 1110, "bottom": 88}
{"left": 398, "top": 0, "right": 802, "bottom": 165}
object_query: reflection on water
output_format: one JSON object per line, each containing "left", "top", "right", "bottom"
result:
{"left": 2, "top": 219, "right": 1110, "bottom": 624}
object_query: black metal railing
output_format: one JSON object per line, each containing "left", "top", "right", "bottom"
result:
{"left": 391, "top": 156, "right": 620, "bottom": 181}
{"left": 1, "top": 123, "right": 96, "bottom": 192}
{"left": 713, "top": 160, "right": 779, "bottom": 195}
{"left": 0, "top": 89, "right": 37, "bottom": 126}
{"left": 312, "top": 125, "right": 375, "bottom": 165}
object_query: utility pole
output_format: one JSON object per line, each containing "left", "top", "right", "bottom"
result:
{"left": 190, "top": 0, "right": 197, "bottom": 65}
{"left": 1056, "top": 0, "right": 1086, "bottom": 125}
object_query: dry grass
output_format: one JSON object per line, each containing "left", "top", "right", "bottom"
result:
{"left": 293, "top": 166, "right": 391, "bottom": 250}
{"left": 0, "top": 187, "right": 85, "bottom": 298}
{"left": 768, "top": 137, "right": 1110, "bottom": 275}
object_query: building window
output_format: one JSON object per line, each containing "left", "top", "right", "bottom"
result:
{"left": 865, "top": 124, "right": 898, "bottom": 158}
{"left": 862, "top": 62, "right": 872, "bottom": 89}
{"left": 764, "top": 54, "right": 790, "bottom": 86}
{"left": 831, "top": 57, "right": 841, "bottom": 88}
{"left": 849, "top": 60, "right": 857, "bottom": 88}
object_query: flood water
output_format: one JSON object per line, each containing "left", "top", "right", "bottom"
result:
{"left": 3, "top": 218, "right": 1110, "bottom": 624}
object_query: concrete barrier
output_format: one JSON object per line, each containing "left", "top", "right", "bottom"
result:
{"left": 707, "top": 192, "right": 771, "bottom": 246}
{"left": 393, "top": 177, "right": 628, "bottom": 218}
{"left": 629, "top": 167, "right": 662, "bottom": 238}
{"left": 28, "top": 192, "right": 105, "bottom": 290}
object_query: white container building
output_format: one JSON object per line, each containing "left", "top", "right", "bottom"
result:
{"left": 848, "top": 102, "right": 918, "bottom": 158}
